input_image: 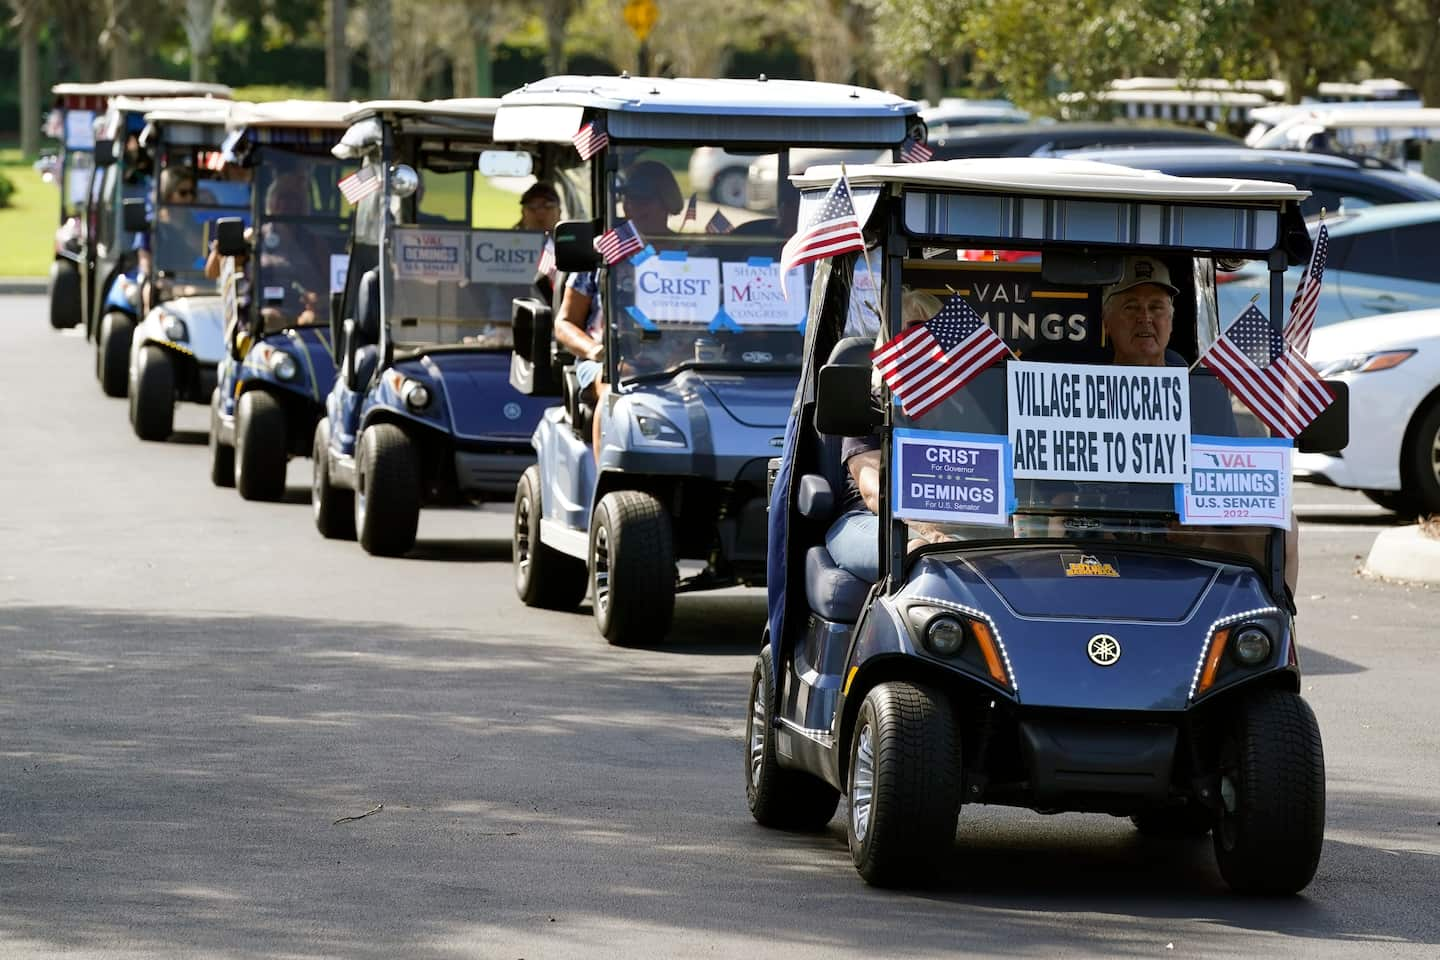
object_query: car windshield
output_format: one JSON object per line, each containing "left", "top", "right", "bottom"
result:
{"left": 252, "top": 151, "right": 353, "bottom": 329}
{"left": 384, "top": 154, "right": 556, "bottom": 351}
{"left": 154, "top": 149, "right": 252, "bottom": 285}
{"left": 603, "top": 145, "right": 806, "bottom": 383}
{"left": 877, "top": 252, "right": 1281, "bottom": 567}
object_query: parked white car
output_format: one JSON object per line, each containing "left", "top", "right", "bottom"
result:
{"left": 1301, "top": 308, "right": 1440, "bottom": 514}
{"left": 688, "top": 147, "right": 757, "bottom": 207}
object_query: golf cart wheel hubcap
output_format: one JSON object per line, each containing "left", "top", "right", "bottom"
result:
{"left": 851, "top": 724, "right": 875, "bottom": 843}
{"left": 1430, "top": 426, "right": 1440, "bottom": 487}
{"left": 593, "top": 524, "right": 610, "bottom": 617}
{"left": 749, "top": 687, "right": 766, "bottom": 787}
{"left": 516, "top": 496, "right": 532, "bottom": 581}
{"left": 1218, "top": 773, "right": 1239, "bottom": 848}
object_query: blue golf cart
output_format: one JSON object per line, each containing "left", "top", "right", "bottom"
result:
{"left": 208, "top": 100, "right": 357, "bottom": 499}
{"left": 748, "top": 158, "right": 1349, "bottom": 893}
{"left": 499, "top": 75, "right": 921, "bottom": 646}
{"left": 312, "top": 100, "right": 557, "bottom": 554}
{"left": 126, "top": 100, "right": 252, "bottom": 441}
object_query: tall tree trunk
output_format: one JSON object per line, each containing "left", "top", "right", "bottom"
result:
{"left": 326, "top": 0, "right": 348, "bottom": 99}
{"left": 20, "top": 8, "right": 40, "bottom": 158}
{"left": 541, "top": 0, "right": 571, "bottom": 74}
{"left": 369, "top": 0, "right": 392, "bottom": 97}
{"left": 183, "top": 0, "right": 217, "bottom": 83}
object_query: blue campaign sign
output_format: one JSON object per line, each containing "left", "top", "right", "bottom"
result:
{"left": 892, "top": 429, "right": 1012, "bottom": 526}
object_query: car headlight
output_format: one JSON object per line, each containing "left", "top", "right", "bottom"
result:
{"left": 268, "top": 351, "right": 298, "bottom": 381}
{"left": 632, "top": 405, "right": 686, "bottom": 446}
{"left": 160, "top": 312, "right": 187, "bottom": 342}
{"left": 1231, "top": 626, "right": 1272, "bottom": 665}
{"left": 1315, "top": 349, "right": 1415, "bottom": 377}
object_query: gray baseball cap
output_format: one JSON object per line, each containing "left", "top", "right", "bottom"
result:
{"left": 1104, "top": 256, "right": 1178, "bottom": 302}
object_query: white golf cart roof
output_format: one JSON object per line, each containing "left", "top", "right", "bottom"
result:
{"left": 333, "top": 99, "right": 503, "bottom": 158}
{"left": 494, "top": 75, "right": 917, "bottom": 146}
{"left": 795, "top": 158, "right": 1307, "bottom": 255}
{"left": 341, "top": 98, "right": 501, "bottom": 124}
{"left": 52, "top": 79, "right": 232, "bottom": 101}
{"left": 1251, "top": 106, "right": 1440, "bottom": 150}
{"left": 227, "top": 99, "right": 358, "bottom": 130}
{"left": 111, "top": 96, "right": 235, "bottom": 121}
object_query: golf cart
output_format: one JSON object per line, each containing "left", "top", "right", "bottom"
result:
{"left": 748, "top": 158, "right": 1348, "bottom": 894}
{"left": 208, "top": 100, "right": 356, "bottom": 499}
{"left": 312, "top": 100, "right": 558, "bottom": 554}
{"left": 42, "top": 80, "right": 230, "bottom": 340}
{"left": 500, "top": 75, "right": 921, "bottom": 646}
{"left": 127, "top": 100, "right": 252, "bottom": 441}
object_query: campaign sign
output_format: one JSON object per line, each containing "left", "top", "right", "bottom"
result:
{"left": 470, "top": 229, "right": 545, "bottom": 285}
{"left": 65, "top": 109, "right": 96, "bottom": 150}
{"left": 634, "top": 250, "right": 720, "bottom": 323}
{"left": 1008, "top": 361, "right": 1191, "bottom": 483}
{"left": 1177, "top": 436, "right": 1291, "bottom": 528}
{"left": 721, "top": 259, "right": 805, "bottom": 327}
{"left": 394, "top": 228, "right": 467, "bottom": 281}
{"left": 329, "top": 253, "right": 350, "bottom": 295}
{"left": 904, "top": 261, "right": 1100, "bottom": 353}
{"left": 892, "top": 429, "right": 1011, "bottom": 526}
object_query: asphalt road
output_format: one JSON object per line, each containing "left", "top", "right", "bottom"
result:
{"left": 1, "top": 294, "right": 1436, "bottom": 959}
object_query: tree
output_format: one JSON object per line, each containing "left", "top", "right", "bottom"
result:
{"left": 181, "top": 0, "right": 221, "bottom": 82}
{"left": 4, "top": 0, "right": 43, "bottom": 156}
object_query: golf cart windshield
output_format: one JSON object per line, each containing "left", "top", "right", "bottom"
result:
{"left": 603, "top": 145, "right": 806, "bottom": 383}
{"left": 876, "top": 250, "right": 1281, "bottom": 566}
{"left": 154, "top": 148, "right": 251, "bottom": 286}
{"left": 252, "top": 152, "right": 353, "bottom": 329}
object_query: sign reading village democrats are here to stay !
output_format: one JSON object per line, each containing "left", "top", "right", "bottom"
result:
{"left": 1007, "top": 360, "right": 1191, "bottom": 483}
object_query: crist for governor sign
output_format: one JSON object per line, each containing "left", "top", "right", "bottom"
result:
{"left": 906, "top": 261, "right": 1102, "bottom": 353}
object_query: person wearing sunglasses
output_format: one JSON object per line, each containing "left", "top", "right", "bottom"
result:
{"left": 515, "top": 181, "right": 562, "bottom": 233}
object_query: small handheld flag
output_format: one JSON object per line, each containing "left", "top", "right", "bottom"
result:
{"left": 779, "top": 172, "right": 866, "bottom": 294}
{"left": 537, "top": 235, "right": 556, "bottom": 281}
{"left": 1283, "top": 221, "right": 1329, "bottom": 357}
{"left": 900, "top": 136, "right": 934, "bottom": 163}
{"left": 572, "top": 121, "right": 609, "bottom": 161}
{"left": 872, "top": 293, "right": 1010, "bottom": 418}
{"left": 682, "top": 192, "right": 698, "bottom": 226}
{"left": 1201, "top": 302, "right": 1334, "bottom": 438}
{"left": 594, "top": 221, "right": 644, "bottom": 265}
{"left": 704, "top": 209, "right": 733, "bottom": 235}
{"left": 338, "top": 166, "right": 381, "bottom": 204}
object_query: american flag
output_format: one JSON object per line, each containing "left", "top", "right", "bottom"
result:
{"left": 593, "top": 221, "right": 644, "bottom": 265}
{"left": 682, "top": 192, "right": 698, "bottom": 226}
{"left": 900, "top": 136, "right": 934, "bottom": 163}
{"left": 1201, "top": 303, "right": 1335, "bottom": 438}
{"left": 337, "top": 166, "right": 381, "bottom": 204}
{"left": 537, "top": 235, "right": 556, "bottom": 281}
{"left": 1283, "top": 221, "right": 1329, "bottom": 357}
{"left": 872, "top": 292, "right": 1011, "bottom": 418}
{"left": 779, "top": 173, "right": 866, "bottom": 293}
{"left": 705, "top": 209, "right": 733, "bottom": 235}
{"left": 572, "top": 121, "right": 609, "bottom": 161}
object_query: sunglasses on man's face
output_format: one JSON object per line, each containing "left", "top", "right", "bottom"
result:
{"left": 523, "top": 200, "right": 559, "bottom": 212}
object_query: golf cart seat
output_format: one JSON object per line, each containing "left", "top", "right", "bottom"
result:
{"left": 806, "top": 545, "right": 870, "bottom": 623}
{"left": 562, "top": 364, "right": 595, "bottom": 441}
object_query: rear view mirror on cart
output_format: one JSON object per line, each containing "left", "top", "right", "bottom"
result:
{"left": 816, "top": 364, "right": 879, "bottom": 437}
{"left": 1041, "top": 249, "right": 1126, "bottom": 287}
{"left": 214, "top": 218, "right": 247, "bottom": 257}
{"left": 122, "top": 198, "right": 149, "bottom": 234}
{"left": 552, "top": 220, "right": 601, "bottom": 273}
{"left": 92, "top": 139, "right": 116, "bottom": 168}
{"left": 1296, "top": 380, "right": 1349, "bottom": 454}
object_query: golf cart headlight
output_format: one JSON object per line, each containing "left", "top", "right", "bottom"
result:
{"left": 269, "top": 351, "right": 298, "bottom": 381}
{"left": 925, "top": 615, "right": 967, "bottom": 657}
{"left": 402, "top": 380, "right": 431, "bottom": 411}
{"left": 1231, "top": 626, "right": 1272, "bottom": 665}
{"left": 1316, "top": 349, "right": 1415, "bottom": 377}
{"left": 632, "top": 405, "right": 686, "bottom": 446}
{"left": 160, "top": 312, "right": 188, "bottom": 342}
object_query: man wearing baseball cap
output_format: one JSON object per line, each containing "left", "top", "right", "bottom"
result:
{"left": 1102, "top": 255, "right": 1181, "bottom": 367}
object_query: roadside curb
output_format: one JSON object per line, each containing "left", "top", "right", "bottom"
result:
{"left": 0, "top": 278, "right": 46, "bottom": 295}
{"left": 1363, "top": 525, "right": 1440, "bottom": 584}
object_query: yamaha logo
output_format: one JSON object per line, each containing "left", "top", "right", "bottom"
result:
{"left": 503, "top": 402, "right": 522, "bottom": 420}
{"left": 1087, "top": 634, "right": 1121, "bottom": 666}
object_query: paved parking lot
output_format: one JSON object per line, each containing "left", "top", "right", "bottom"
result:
{"left": 1, "top": 295, "right": 1437, "bottom": 958}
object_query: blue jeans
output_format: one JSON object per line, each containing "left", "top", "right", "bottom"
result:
{"left": 575, "top": 359, "right": 603, "bottom": 391}
{"left": 825, "top": 510, "right": 879, "bottom": 582}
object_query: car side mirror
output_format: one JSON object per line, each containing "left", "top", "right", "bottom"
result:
{"left": 342, "top": 318, "right": 358, "bottom": 391}
{"left": 553, "top": 219, "right": 601, "bottom": 273}
{"left": 93, "top": 139, "right": 116, "bottom": 167}
{"left": 816, "top": 364, "right": 880, "bottom": 437}
{"left": 122, "top": 197, "right": 149, "bottom": 234}
{"left": 215, "top": 217, "right": 247, "bottom": 257}
{"left": 510, "top": 297, "right": 563, "bottom": 396}
{"left": 1295, "top": 380, "right": 1348, "bottom": 454}
{"left": 329, "top": 292, "right": 345, "bottom": 360}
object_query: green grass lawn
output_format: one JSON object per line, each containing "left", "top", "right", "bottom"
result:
{"left": 0, "top": 149, "right": 60, "bottom": 277}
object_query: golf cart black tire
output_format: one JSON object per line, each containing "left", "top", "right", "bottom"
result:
{"left": 1213, "top": 688, "right": 1325, "bottom": 895}
{"left": 1361, "top": 489, "right": 1420, "bottom": 516}
{"left": 1131, "top": 805, "right": 1214, "bottom": 837}
{"left": 49, "top": 260, "right": 81, "bottom": 330}
{"left": 513, "top": 465, "right": 587, "bottom": 609}
{"left": 746, "top": 646, "right": 840, "bottom": 830}
{"left": 130, "top": 344, "right": 175, "bottom": 441}
{"left": 98, "top": 311, "right": 135, "bottom": 397}
{"left": 311, "top": 418, "right": 355, "bottom": 541}
{"left": 235, "top": 390, "right": 288, "bottom": 502}
{"left": 355, "top": 422, "right": 420, "bottom": 557}
{"left": 1404, "top": 400, "right": 1440, "bottom": 516}
{"left": 847, "top": 681, "right": 962, "bottom": 887}
{"left": 209, "top": 387, "right": 235, "bottom": 488}
{"left": 590, "top": 491, "right": 675, "bottom": 646}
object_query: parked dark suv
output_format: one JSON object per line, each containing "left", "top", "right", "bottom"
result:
{"left": 928, "top": 122, "right": 1239, "bottom": 159}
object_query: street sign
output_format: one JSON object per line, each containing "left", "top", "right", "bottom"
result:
{"left": 623, "top": 0, "right": 658, "bottom": 42}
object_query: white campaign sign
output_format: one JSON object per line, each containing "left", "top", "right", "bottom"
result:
{"left": 394, "top": 228, "right": 467, "bottom": 281}
{"left": 1007, "top": 361, "right": 1191, "bottom": 483}
{"left": 329, "top": 253, "right": 350, "bottom": 295}
{"left": 633, "top": 252, "right": 720, "bottom": 323}
{"left": 720, "top": 260, "right": 805, "bottom": 326}
{"left": 65, "top": 110, "right": 96, "bottom": 149}
{"left": 470, "top": 230, "right": 545, "bottom": 284}
{"left": 1178, "top": 437, "right": 1291, "bottom": 528}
